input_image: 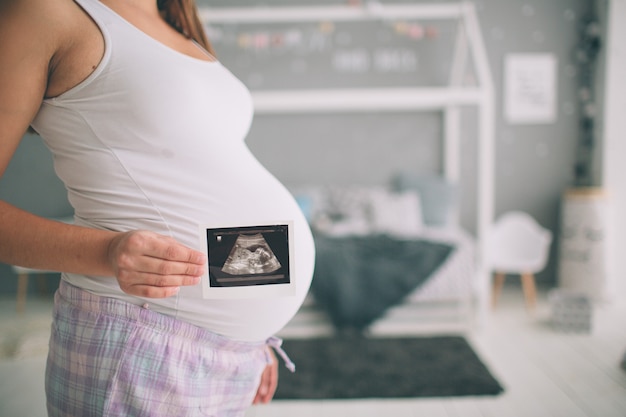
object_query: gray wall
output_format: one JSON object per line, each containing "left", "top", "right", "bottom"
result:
{"left": 0, "top": 0, "right": 595, "bottom": 292}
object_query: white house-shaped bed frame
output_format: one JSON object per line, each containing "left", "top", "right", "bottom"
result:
{"left": 199, "top": 2, "right": 495, "bottom": 329}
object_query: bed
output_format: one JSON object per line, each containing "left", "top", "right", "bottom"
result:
{"left": 281, "top": 175, "right": 478, "bottom": 337}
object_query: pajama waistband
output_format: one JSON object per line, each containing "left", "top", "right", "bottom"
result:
{"left": 57, "top": 280, "right": 295, "bottom": 371}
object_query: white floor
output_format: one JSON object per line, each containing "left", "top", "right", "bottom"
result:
{"left": 1, "top": 284, "right": 625, "bottom": 417}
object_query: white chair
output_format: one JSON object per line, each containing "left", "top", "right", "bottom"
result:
{"left": 12, "top": 265, "right": 59, "bottom": 314}
{"left": 488, "top": 211, "right": 552, "bottom": 310}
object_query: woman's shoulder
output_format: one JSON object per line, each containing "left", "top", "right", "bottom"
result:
{"left": 1, "top": 0, "right": 105, "bottom": 99}
{"left": 0, "top": 0, "right": 69, "bottom": 85}
{"left": 0, "top": 0, "right": 76, "bottom": 46}
{"left": 0, "top": 0, "right": 67, "bottom": 22}
{"left": 0, "top": 0, "right": 104, "bottom": 101}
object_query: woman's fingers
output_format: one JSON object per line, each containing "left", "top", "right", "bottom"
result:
{"left": 107, "top": 230, "right": 207, "bottom": 298}
{"left": 117, "top": 253, "right": 205, "bottom": 280}
{"left": 253, "top": 350, "right": 279, "bottom": 404}
{"left": 139, "top": 232, "right": 207, "bottom": 265}
{"left": 112, "top": 231, "right": 205, "bottom": 267}
{"left": 116, "top": 269, "right": 202, "bottom": 298}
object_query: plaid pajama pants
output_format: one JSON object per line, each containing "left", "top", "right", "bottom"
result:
{"left": 46, "top": 281, "right": 275, "bottom": 417}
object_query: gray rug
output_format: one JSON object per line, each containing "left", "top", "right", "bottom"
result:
{"left": 274, "top": 335, "right": 504, "bottom": 399}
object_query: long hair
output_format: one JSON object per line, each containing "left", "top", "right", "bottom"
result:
{"left": 157, "top": 0, "right": 215, "bottom": 56}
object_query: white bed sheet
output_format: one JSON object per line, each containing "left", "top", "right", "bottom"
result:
{"left": 402, "top": 226, "right": 477, "bottom": 303}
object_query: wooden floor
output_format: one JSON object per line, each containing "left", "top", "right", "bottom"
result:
{"left": 246, "top": 285, "right": 626, "bottom": 417}
{"left": 0, "top": 284, "right": 625, "bottom": 417}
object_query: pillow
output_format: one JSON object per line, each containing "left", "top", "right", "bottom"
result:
{"left": 292, "top": 185, "right": 374, "bottom": 236}
{"left": 290, "top": 186, "right": 323, "bottom": 222}
{"left": 368, "top": 188, "right": 423, "bottom": 236}
{"left": 390, "top": 173, "right": 458, "bottom": 227}
{"left": 292, "top": 185, "right": 425, "bottom": 237}
{"left": 294, "top": 194, "right": 314, "bottom": 222}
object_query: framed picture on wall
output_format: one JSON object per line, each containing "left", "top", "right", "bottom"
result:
{"left": 504, "top": 53, "right": 557, "bottom": 124}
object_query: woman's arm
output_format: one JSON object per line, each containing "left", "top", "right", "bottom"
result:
{"left": 0, "top": 204, "right": 206, "bottom": 298}
{"left": 0, "top": 0, "right": 205, "bottom": 298}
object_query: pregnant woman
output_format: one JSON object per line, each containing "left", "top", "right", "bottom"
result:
{"left": 0, "top": 0, "right": 315, "bottom": 415}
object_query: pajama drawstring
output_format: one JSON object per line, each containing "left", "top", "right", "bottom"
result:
{"left": 266, "top": 336, "right": 296, "bottom": 373}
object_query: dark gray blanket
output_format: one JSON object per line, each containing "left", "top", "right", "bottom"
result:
{"left": 311, "top": 234, "right": 455, "bottom": 331}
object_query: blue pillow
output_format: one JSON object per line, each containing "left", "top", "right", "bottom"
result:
{"left": 294, "top": 194, "right": 314, "bottom": 222}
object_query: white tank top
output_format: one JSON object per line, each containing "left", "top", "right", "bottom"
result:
{"left": 31, "top": 0, "right": 315, "bottom": 341}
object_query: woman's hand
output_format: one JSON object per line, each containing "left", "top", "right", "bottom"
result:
{"left": 253, "top": 349, "right": 279, "bottom": 404}
{"left": 107, "top": 230, "right": 206, "bottom": 298}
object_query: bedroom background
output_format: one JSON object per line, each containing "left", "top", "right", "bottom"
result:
{"left": 0, "top": 0, "right": 621, "bottom": 302}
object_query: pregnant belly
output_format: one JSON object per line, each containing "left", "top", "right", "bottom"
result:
{"left": 172, "top": 162, "right": 316, "bottom": 341}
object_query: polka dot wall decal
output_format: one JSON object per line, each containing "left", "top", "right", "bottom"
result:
{"left": 501, "top": 131, "right": 515, "bottom": 145}
{"left": 319, "top": 21, "right": 335, "bottom": 34}
{"left": 522, "top": 4, "right": 535, "bottom": 17}
{"left": 247, "top": 73, "right": 264, "bottom": 88}
{"left": 490, "top": 27, "right": 504, "bottom": 40}
{"left": 335, "top": 32, "right": 352, "bottom": 46}
{"left": 565, "top": 64, "right": 577, "bottom": 78}
{"left": 237, "top": 55, "right": 252, "bottom": 68}
{"left": 377, "top": 29, "right": 392, "bottom": 43}
{"left": 536, "top": 143, "right": 549, "bottom": 158}
{"left": 584, "top": 103, "right": 596, "bottom": 118}
{"left": 575, "top": 49, "right": 588, "bottom": 63}
{"left": 578, "top": 87, "right": 591, "bottom": 102}
{"left": 586, "top": 22, "right": 602, "bottom": 37}
{"left": 291, "top": 59, "right": 308, "bottom": 73}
